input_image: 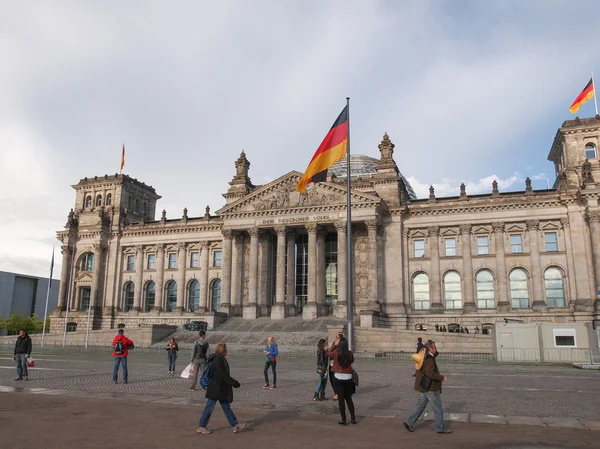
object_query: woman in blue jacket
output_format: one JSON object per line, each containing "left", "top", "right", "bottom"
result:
{"left": 263, "top": 336, "right": 278, "bottom": 389}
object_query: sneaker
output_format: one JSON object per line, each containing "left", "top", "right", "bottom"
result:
{"left": 232, "top": 423, "right": 247, "bottom": 433}
{"left": 263, "top": 384, "right": 269, "bottom": 389}
{"left": 270, "top": 385, "right": 276, "bottom": 389}
{"left": 189, "top": 387, "right": 196, "bottom": 391}
{"left": 14, "top": 377, "right": 22, "bottom": 381}
{"left": 403, "top": 422, "right": 415, "bottom": 433}
{"left": 24, "top": 376, "right": 29, "bottom": 381}
{"left": 437, "top": 429, "right": 452, "bottom": 434}
{"left": 197, "top": 427, "right": 212, "bottom": 435}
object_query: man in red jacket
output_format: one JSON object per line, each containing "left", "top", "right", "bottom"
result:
{"left": 112, "top": 329, "right": 134, "bottom": 384}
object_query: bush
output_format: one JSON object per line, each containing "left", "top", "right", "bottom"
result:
{"left": 1, "top": 313, "right": 45, "bottom": 335}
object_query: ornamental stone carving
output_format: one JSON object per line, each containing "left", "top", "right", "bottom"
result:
{"left": 92, "top": 242, "right": 106, "bottom": 253}
{"left": 177, "top": 241, "right": 186, "bottom": 251}
{"left": 459, "top": 224, "right": 471, "bottom": 235}
{"left": 492, "top": 222, "right": 505, "bottom": 233}
{"left": 199, "top": 240, "right": 209, "bottom": 249}
{"left": 353, "top": 233, "right": 369, "bottom": 303}
{"left": 586, "top": 211, "right": 600, "bottom": 223}
{"left": 156, "top": 243, "right": 165, "bottom": 252}
{"left": 248, "top": 227, "right": 262, "bottom": 238}
{"left": 365, "top": 219, "right": 379, "bottom": 232}
{"left": 526, "top": 219, "right": 540, "bottom": 231}
{"left": 560, "top": 217, "right": 570, "bottom": 228}
{"left": 254, "top": 185, "right": 294, "bottom": 210}
{"left": 427, "top": 225, "right": 440, "bottom": 237}
{"left": 334, "top": 221, "right": 347, "bottom": 233}
{"left": 274, "top": 225, "right": 287, "bottom": 236}
{"left": 305, "top": 223, "right": 318, "bottom": 234}
{"left": 428, "top": 185, "right": 435, "bottom": 201}
{"left": 60, "top": 245, "right": 72, "bottom": 255}
{"left": 221, "top": 229, "right": 233, "bottom": 239}
{"left": 297, "top": 188, "right": 341, "bottom": 208}
{"left": 135, "top": 245, "right": 144, "bottom": 253}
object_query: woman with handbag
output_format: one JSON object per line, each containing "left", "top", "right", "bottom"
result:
{"left": 263, "top": 336, "right": 278, "bottom": 389}
{"left": 314, "top": 339, "right": 328, "bottom": 401}
{"left": 327, "top": 335, "right": 356, "bottom": 425}
{"left": 166, "top": 337, "right": 179, "bottom": 374}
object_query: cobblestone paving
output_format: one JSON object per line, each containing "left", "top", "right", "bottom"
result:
{"left": 1, "top": 348, "right": 599, "bottom": 422}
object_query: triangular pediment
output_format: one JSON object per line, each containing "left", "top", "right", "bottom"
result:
{"left": 216, "top": 171, "right": 381, "bottom": 215}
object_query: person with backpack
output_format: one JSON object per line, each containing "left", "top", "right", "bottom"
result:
{"left": 263, "top": 336, "right": 278, "bottom": 389}
{"left": 327, "top": 335, "right": 356, "bottom": 425}
{"left": 189, "top": 331, "right": 209, "bottom": 391}
{"left": 314, "top": 338, "right": 328, "bottom": 401}
{"left": 13, "top": 329, "right": 32, "bottom": 381}
{"left": 166, "top": 337, "right": 179, "bottom": 374}
{"left": 197, "top": 342, "right": 246, "bottom": 435}
{"left": 112, "top": 329, "right": 134, "bottom": 384}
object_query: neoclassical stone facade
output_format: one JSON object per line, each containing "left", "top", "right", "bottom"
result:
{"left": 51, "top": 117, "right": 600, "bottom": 333}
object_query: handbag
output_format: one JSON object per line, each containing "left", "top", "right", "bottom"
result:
{"left": 352, "top": 369, "right": 359, "bottom": 387}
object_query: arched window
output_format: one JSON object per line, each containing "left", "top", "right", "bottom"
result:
{"left": 210, "top": 279, "right": 221, "bottom": 311}
{"left": 123, "top": 282, "right": 134, "bottom": 312}
{"left": 144, "top": 281, "right": 155, "bottom": 312}
{"left": 106, "top": 193, "right": 112, "bottom": 205}
{"left": 81, "top": 253, "right": 95, "bottom": 272}
{"left": 412, "top": 273, "right": 430, "bottom": 310}
{"left": 95, "top": 194, "right": 102, "bottom": 207}
{"left": 585, "top": 143, "right": 597, "bottom": 159}
{"left": 509, "top": 268, "right": 529, "bottom": 308}
{"left": 85, "top": 195, "right": 92, "bottom": 208}
{"left": 166, "top": 280, "right": 177, "bottom": 312}
{"left": 188, "top": 280, "right": 200, "bottom": 312}
{"left": 476, "top": 270, "right": 495, "bottom": 309}
{"left": 443, "top": 271, "right": 462, "bottom": 309}
{"left": 544, "top": 267, "right": 565, "bottom": 307}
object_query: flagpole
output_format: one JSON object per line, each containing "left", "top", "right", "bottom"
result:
{"left": 41, "top": 246, "right": 55, "bottom": 347}
{"left": 345, "top": 97, "right": 354, "bottom": 351}
{"left": 592, "top": 72, "right": 599, "bottom": 116}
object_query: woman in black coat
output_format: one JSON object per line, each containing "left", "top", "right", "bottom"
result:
{"left": 197, "top": 343, "right": 246, "bottom": 434}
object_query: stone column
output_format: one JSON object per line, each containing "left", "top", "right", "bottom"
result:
{"left": 460, "top": 224, "right": 476, "bottom": 313}
{"left": 334, "top": 222, "right": 347, "bottom": 319}
{"left": 91, "top": 243, "right": 104, "bottom": 308}
{"left": 219, "top": 229, "right": 233, "bottom": 315}
{"left": 244, "top": 227, "right": 260, "bottom": 320}
{"left": 57, "top": 245, "right": 72, "bottom": 310}
{"left": 176, "top": 242, "right": 186, "bottom": 312}
{"left": 365, "top": 219, "right": 380, "bottom": 312}
{"left": 303, "top": 223, "right": 319, "bottom": 319}
{"left": 133, "top": 245, "right": 143, "bottom": 311}
{"left": 428, "top": 226, "right": 443, "bottom": 313}
{"left": 316, "top": 228, "right": 327, "bottom": 315}
{"left": 493, "top": 222, "right": 510, "bottom": 312}
{"left": 272, "top": 226, "right": 288, "bottom": 319}
{"left": 230, "top": 232, "right": 244, "bottom": 316}
{"left": 285, "top": 229, "right": 296, "bottom": 316}
{"left": 198, "top": 241, "right": 209, "bottom": 312}
{"left": 527, "top": 220, "right": 546, "bottom": 311}
{"left": 154, "top": 244, "right": 165, "bottom": 311}
{"left": 586, "top": 211, "right": 600, "bottom": 304}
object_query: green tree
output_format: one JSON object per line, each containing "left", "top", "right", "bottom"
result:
{"left": 3, "top": 313, "right": 44, "bottom": 335}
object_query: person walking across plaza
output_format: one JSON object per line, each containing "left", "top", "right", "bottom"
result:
{"left": 327, "top": 335, "right": 356, "bottom": 425}
{"left": 403, "top": 340, "right": 452, "bottom": 434}
{"left": 166, "top": 337, "right": 179, "bottom": 374}
{"left": 314, "top": 338, "right": 328, "bottom": 401}
{"left": 112, "top": 329, "right": 134, "bottom": 384}
{"left": 13, "top": 329, "right": 32, "bottom": 381}
{"left": 189, "top": 331, "right": 209, "bottom": 391}
{"left": 263, "top": 336, "right": 278, "bottom": 389}
{"left": 197, "top": 342, "right": 246, "bottom": 435}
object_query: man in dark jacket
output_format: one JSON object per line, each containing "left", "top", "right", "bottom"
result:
{"left": 13, "top": 329, "right": 32, "bottom": 381}
{"left": 189, "top": 331, "right": 209, "bottom": 391}
{"left": 197, "top": 342, "right": 246, "bottom": 435}
{"left": 403, "top": 341, "right": 451, "bottom": 434}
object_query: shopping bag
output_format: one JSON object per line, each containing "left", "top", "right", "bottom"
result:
{"left": 181, "top": 363, "right": 194, "bottom": 379}
{"left": 27, "top": 357, "right": 35, "bottom": 368}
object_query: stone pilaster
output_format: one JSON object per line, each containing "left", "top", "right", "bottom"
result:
{"left": 428, "top": 226, "right": 443, "bottom": 313}
{"left": 244, "top": 227, "right": 261, "bottom": 320}
{"left": 493, "top": 222, "right": 510, "bottom": 312}
{"left": 527, "top": 220, "right": 546, "bottom": 311}
{"left": 285, "top": 229, "right": 296, "bottom": 316}
{"left": 91, "top": 243, "right": 105, "bottom": 308}
{"left": 303, "top": 223, "right": 320, "bottom": 319}
{"left": 57, "top": 246, "right": 72, "bottom": 310}
{"left": 219, "top": 229, "right": 233, "bottom": 315}
{"left": 230, "top": 232, "right": 244, "bottom": 316}
{"left": 271, "top": 226, "right": 288, "bottom": 320}
{"left": 154, "top": 244, "right": 165, "bottom": 311}
{"left": 334, "top": 221, "right": 347, "bottom": 319}
{"left": 316, "top": 228, "right": 328, "bottom": 316}
{"left": 133, "top": 245, "right": 143, "bottom": 311}
{"left": 460, "top": 224, "right": 476, "bottom": 313}
{"left": 198, "top": 241, "right": 209, "bottom": 312}
{"left": 176, "top": 242, "right": 186, "bottom": 312}
{"left": 365, "top": 219, "right": 380, "bottom": 312}
{"left": 586, "top": 211, "right": 600, "bottom": 304}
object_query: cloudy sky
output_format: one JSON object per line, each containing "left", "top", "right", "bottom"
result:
{"left": 1, "top": 1, "right": 598, "bottom": 279}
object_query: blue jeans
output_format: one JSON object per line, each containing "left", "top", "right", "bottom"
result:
{"left": 168, "top": 354, "right": 177, "bottom": 372}
{"left": 16, "top": 353, "right": 28, "bottom": 378}
{"left": 199, "top": 399, "right": 238, "bottom": 428}
{"left": 113, "top": 356, "right": 128, "bottom": 382}
{"left": 404, "top": 390, "right": 447, "bottom": 432}
{"left": 264, "top": 361, "right": 276, "bottom": 385}
{"left": 316, "top": 371, "right": 328, "bottom": 394}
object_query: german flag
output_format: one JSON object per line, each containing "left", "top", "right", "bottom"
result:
{"left": 569, "top": 79, "right": 595, "bottom": 114}
{"left": 296, "top": 106, "right": 348, "bottom": 193}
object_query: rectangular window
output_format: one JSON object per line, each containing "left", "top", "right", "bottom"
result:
{"left": 477, "top": 236, "right": 489, "bottom": 255}
{"left": 147, "top": 254, "right": 156, "bottom": 270}
{"left": 213, "top": 250, "right": 222, "bottom": 267}
{"left": 190, "top": 251, "right": 199, "bottom": 268}
{"left": 510, "top": 235, "right": 523, "bottom": 254}
{"left": 414, "top": 239, "right": 425, "bottom": 258}
{"left": 126, "top": 255, "right": 135, "bottom": 271}
{"left": 545, "top": 232, "right": 558, "bottom": 252}
{"left": 445, "top": 238, "right": 456, "bottom": 257}
{"left": 553, "top": 329, "right": 577, "bottom": 347}
{"left": 168, "top": 253, "right": 177, "bottom": 269}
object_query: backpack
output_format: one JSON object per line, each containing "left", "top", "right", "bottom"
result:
{"left": 199, "top": 360, "right": 214, "bottom": 389}
{"left": 114, "top": 339, "right": 124, "bottom": 355}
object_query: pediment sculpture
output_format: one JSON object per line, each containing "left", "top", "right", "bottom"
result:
{"left": 253, "top": 184, "right": 343, "bottom": 210}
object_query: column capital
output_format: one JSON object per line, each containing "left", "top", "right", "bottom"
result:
{"left": 365, "top": 218, "right": 380, "bottom": 231}
{"left": 586, "top": 211, "right": 600, "bottom": 223}
{"left": 274, "top": 225, "right": 287, "bottom": 236}
{"left": 60, "top": 245, "right": 72, "bottom": 256}
{"left": 221, "top": 228, "right": 234, "bottom": 239}
{"left": 492, "top": 222, "right": 505, "bottom": 233}
{"left": 305, "top": 223, "right": 318, "bottom": 234}
{"left": 427, "top": 225, "right": 440, "bottom": 237}
{"left": 248, "top": 227, "right": 262, "bottom": 238}
{"left": 334, "top": 221, "right": 347, "bottom": 233}
{"left": 135, "top": 244, "right": 144, "bottom": 253}
{"left": 92, "top": 242, "right": 106, "bottom": 254}
{"left": 526, "top": 219, "right": 540, "bottom": 231}
{"left": 459, "top": 224, "right": 471, "bottom": 235}
{"left": 156, "top": 243, "right": 165, "bottom": 253}
{"left": 177, "top": 241, "right": 186, "bottom": 251}
{"left": 560, "top": 217, "right": 570, "bottom": 228}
